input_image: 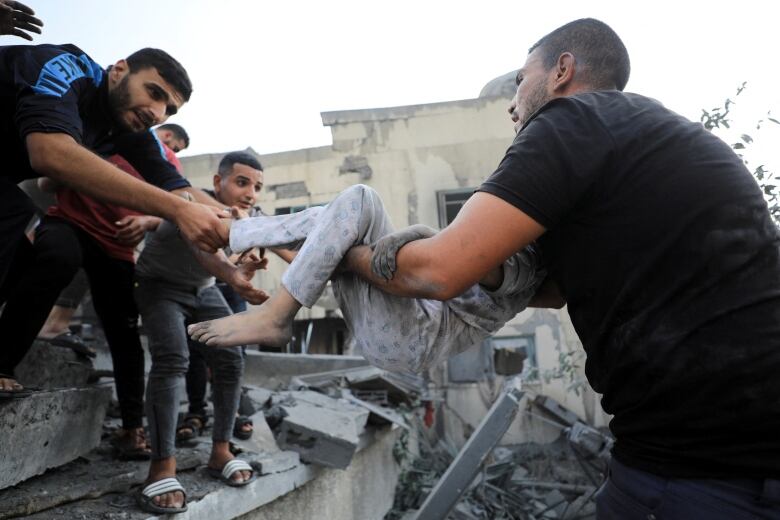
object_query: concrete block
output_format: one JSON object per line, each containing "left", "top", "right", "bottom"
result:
{"left": 342, "top": 391, "right": 409, "bottom": 430}
{"left": 14, "top": 339, "right": 94, "bottom": 389}
{"left": 0, "top": 385, "right": 112, "bottom": 490}
{"left": 255, "top": 450, "right": 300, "bottom": 475}
{"left": 275, "top": 397, "right": 363, "bottom": 469}
{"left": 277, "top": 390, "right": 369, "bottom": 437}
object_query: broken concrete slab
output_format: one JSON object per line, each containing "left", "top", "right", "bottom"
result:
{"left": 275, "top": 390, "right": 370, "bottom": 436}
{"left": 0, "top": 385, "right": 111, "bottom": 490}
{"left": 14, "top": 339, "right": 94, "bottom": 389}
{"left": 0, "top": 442, "right": 207, "bottom": 518}
{"left": 20, "top": 426, "right": 403, "bottom": 520}
{"left": 341, "top": 391, "right": 409, "bottom": 430}
{"left": 254, "top": 450, "right": 300, "bottom": 475}
{"left": 412, "top": 379, "right": 524, "bottom": 520}
{"left": 274, "top": 395, "right": 364, "bottom": 469}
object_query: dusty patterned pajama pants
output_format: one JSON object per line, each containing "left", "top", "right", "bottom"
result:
{"left": 230, "top": 184, "right": 543, "bottom": 373}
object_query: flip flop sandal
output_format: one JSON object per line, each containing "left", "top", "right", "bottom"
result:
{"left": 46, "top": 332, "right": 96, "bottom": 358}
{"left": 233, "top": 415, "right": 254, "bottom": 440}
{"left": 0, "top": 373, "right": 33, "bottom": 399}
{"left": 176, "top": 414, "right": 208, "bottom": 444}
{"left": 207, "top": 458, "right": 256, "bottom": 487}
{"left": 135, "top": 477, "right": 188, "bottom": 514}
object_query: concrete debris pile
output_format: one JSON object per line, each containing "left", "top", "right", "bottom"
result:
{"left": 0, "top": 362, "right": 418, "bottom": 519}
{"left": 387, "top": 395, "right": 613, "bottom": 520}
{"left": 252, "top": 365, "right": 420, "bottom": 469}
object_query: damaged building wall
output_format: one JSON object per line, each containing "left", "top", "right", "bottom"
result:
{"left": 179, "top": 92, "right": 609, "bottom": 443}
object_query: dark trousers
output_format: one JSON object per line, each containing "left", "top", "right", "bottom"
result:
{"left": 596, "top": 456, "right": 780, "bottom": 519}
{"left": 184, "top": 281, "right": 247, "bottom": 416}
{"left": 0, "top": 215, "right": 145, "bottom": 429}
{"left": 0, "top": 181, "right": 37, "bottom": 297}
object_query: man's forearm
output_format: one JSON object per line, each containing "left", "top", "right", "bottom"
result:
{"left": 344, "top": 244, "right": 505, "bottom": 300}
{"left": 27, "top": 132, "right": 186, "bottom": 220}
{"left": 343, "top": 243, "right": 449, "bottom": 300}
{"left": 188, "top": 244, "right": 236, "bottom": 282}
{"left": 177, "top": 186, "right": 225, "bottom": 209}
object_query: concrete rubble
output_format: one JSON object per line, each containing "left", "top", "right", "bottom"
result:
{"left": 14, "top": 339, "right": 95, "bottom": 390}
{"left": 0, "top": 385, "right": 111, "bottom": 491}
{"left": 387, "top": 395, "right": 612, "bottom": 520}
{"left": 269, "top": 389, "right": 369, "bottom": 469}
{"left": 0, "top": 359, "right": 417, "bottom": 520}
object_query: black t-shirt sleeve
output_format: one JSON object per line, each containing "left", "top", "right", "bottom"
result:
{"left": 13, "top": 46, "right": 98, "bottom": 143}
{"left": 478, "top": 98, "right": 614, "bottom": 228}
{"left": 112, "top": 130, "right": 191, "bottom": 192}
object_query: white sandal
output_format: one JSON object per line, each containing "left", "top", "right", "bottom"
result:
{"left": 136, "top": 477, "right": 188, "bottom": 514}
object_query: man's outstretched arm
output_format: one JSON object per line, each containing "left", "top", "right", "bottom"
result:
{"left": 26, "top": 132, "right": 226, "bottom": 253}
{"left": 344, "top": 192, "right": 546, "bottom": 301}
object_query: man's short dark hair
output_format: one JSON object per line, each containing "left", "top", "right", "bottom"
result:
{"left": 529, "top": 18, "right": 630, "bottom": 91}
{"left": 157, "top": 123, "right": 190, "bottom": 149}
{"left": 218, "top": 151, "right": 263, "bottom": 177}
{"left": 126, "top": 48, "right": 193, "bottom": 102}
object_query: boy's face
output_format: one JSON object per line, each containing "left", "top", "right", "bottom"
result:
{"left": 213, "top": 163, "right": 264, "bottom": 210}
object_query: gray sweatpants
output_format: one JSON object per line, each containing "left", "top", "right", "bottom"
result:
{"left": 134, "top": 280, "right": 243, "bottom": 459}
{"left": 231, "top": 184, "right": 543, "bottom": 373}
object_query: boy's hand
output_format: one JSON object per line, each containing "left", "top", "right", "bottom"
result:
{"left": 227, "top": 258, "right": 269, "bottom": 305}
{"left": 115, "top": 215, "right": 162, "bottom": 246}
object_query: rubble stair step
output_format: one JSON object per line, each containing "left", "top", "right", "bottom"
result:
{"left": 0, "top": 384, "right": 112, "bottom": 491}
{"left": 15, "top": 339, "right": 95, "bottom": 390}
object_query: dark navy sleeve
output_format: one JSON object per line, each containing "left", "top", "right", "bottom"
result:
{"left": 13, "top": 44, "right": 104, "bottom": 143}
{"left": 478, "top": 97, "right": 613, "bottom": 229}
{"left": 111, "top": 129, "right": 191, "bottom": 192}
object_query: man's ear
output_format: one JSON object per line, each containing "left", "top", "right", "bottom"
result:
{"left": 212, "top": 174, "right": 221, "bottom": 193}
{"left": 552, "top": 52, "right": 576, "bottom": 92}
{"left": 108, "top": 59, "right": 129, "bottom": 86}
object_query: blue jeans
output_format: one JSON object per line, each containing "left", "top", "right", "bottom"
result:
{"left": 134, "top": 279, "right": 244, "bottom": 459}
{"left": 596, "top": 457, "right": 780, "bottom": 519}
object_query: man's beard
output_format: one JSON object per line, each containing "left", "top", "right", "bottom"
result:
{"left": 518, "top": 80, "right": 551, "bottom": 129}
{"left": 107, "top": 75, "right": 134, "bottom": 133}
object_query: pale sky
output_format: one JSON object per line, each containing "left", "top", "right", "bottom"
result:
{"left": 14, "top": 0, "right": 780, "bottom": 171}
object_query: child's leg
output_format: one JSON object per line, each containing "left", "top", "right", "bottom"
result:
{"left": 229, "top": 205, "right": 325, "bottom": 253}
{"left": 226, "top": 184, "right": 393, "bottom": 307}
{"left": 189, "top": 184, "right": 395, "bottom": 347}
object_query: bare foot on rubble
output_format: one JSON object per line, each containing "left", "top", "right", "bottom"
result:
{"left": 188, "top": 289, "right": 300, "bottom": 348}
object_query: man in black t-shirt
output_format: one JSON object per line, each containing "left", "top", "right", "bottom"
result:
{"left": 330, "top": 18, "right": 780, "bottom": 519}
{"left": 0, "top": 44, "right": 226, "bottom": 396}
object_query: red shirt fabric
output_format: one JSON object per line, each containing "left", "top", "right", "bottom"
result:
{"left": 47, "top": 146, "right": 183, "bottom": 263}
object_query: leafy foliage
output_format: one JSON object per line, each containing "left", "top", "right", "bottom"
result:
{"left": 701, "top": 83, "right": 780, "bottom": 227}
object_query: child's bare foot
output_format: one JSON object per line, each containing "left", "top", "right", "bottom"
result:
{"left": 188, "top": 289, "right": 300, "bottom": 348}
{"left": 188, "top": 309, "right": 291, "bottom": 348}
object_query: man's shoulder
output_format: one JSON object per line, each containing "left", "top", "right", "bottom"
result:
{"left": 3, "top": 43, "right": 104, "bottom": 97}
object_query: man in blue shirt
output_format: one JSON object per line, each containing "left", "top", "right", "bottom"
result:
{"left": 0, "top": 43, "right": 225, "bottom": 396}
